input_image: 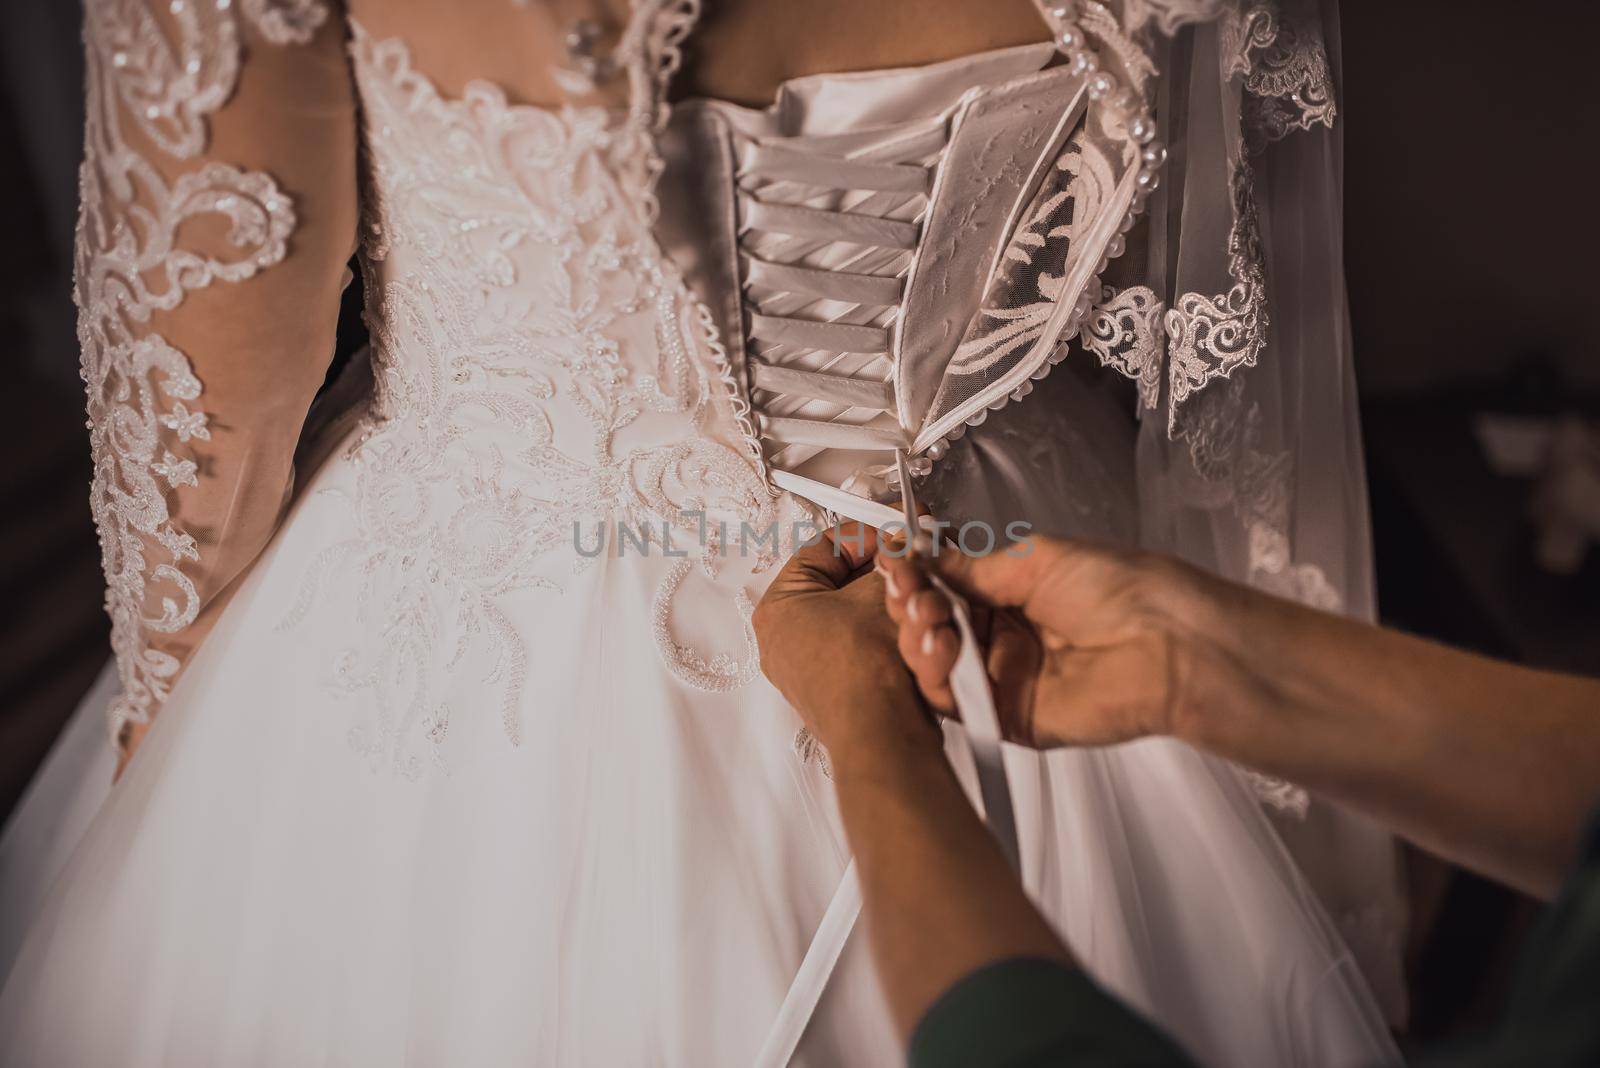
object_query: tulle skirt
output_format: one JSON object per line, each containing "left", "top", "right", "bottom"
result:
{"left": 0, "top": 383, "right": 1400, "bottom": 1066}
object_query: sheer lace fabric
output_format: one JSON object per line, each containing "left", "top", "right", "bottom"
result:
{"left": 1068, "top": 0, "right": 1354, "bottom": 625}
{"left": 78, "top": 0, "right": 356, "bottom": 740}
{"left": 934, "top": 0, "right": 1407, "bottom": 1017}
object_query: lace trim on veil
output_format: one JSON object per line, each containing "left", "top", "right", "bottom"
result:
{"left": 1078, "top": 0, "right": 1342, "bottom": 816}
{"left": 1088, "top": 0, "right": 1336, "bottom": 427}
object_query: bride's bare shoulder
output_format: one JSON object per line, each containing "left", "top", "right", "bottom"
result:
{"left": 682, "top": 0, "right": 1051, "bottom": 106}
{"left": 344, "top": 0, "right": 1051, "bottom": 111}
{"left": 343, "top": 0, "right": 633, "bottom": 108}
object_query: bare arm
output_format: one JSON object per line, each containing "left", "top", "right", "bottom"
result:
{"left": 1184, "top": 578, "right": 1600, "bottom": 900}
{"left": 829, "top": 702, "right": 1071, "bottom": 1038}
{"left": 883, "top": 538, "right": 1600, "bottom": 900}
{"left": 752, "top": 529, "right": 1070, "bottom": 1039}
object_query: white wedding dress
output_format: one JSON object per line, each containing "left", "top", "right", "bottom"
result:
{"left": 1, "top": 1, "right": 1404, "bottom": 1065}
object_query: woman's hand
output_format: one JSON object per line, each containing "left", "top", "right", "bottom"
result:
{"left": 756, "top": 526, "right": 1079, "bottom": 1037}
{"left": 879, "top": 535, "right": 1234, "bottom": 750}
{"left": 752, "top": 523, "right": 938, "bottom": 766}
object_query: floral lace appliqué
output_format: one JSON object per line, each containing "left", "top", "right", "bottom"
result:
{"left": 1162, "top": 163, "right": 1269, "bottom": 429}
{"left": 1083, "top": 284, "right": 1164, "bottom": 409}
{"left": 1231, "top": 1, "right": 1337, "bottom": 148}
{"left": 950, "top": 128, "right": 1121, "bottom": 378}
{"left": 277, "top": 23, "right": 775, "bottom": 777}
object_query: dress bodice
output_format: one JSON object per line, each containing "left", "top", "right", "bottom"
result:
{"left": 658, "top": 37, "right": 1152, "bottom": 509}
{"left": 348, "top": 3, "right": 1158, "bottom": 535}
{"left": 347, "top": 22, "right": 777, "bottom": 568}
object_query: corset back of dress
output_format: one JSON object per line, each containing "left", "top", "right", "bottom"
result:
{"left": 340, "top": 10, "right": 1156, "bottom": 573}
{"left": 657, "top": 31, "right": 1157, "bottom": 509}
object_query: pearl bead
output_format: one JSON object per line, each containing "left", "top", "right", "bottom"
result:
{"left": 1011, "top": 381, "right": 1034, "bottom": 401}
{"left": 926, "top": 439, "right": 949, "bottom": 461}
{"left": 1049, "top": 2, "right": 1076, "bottom": 19}
{"left": 1142, "top": 141, "right": 1168, "bottom": 169}
{"left": 1129, "top": 115, "right": 1156, "bottom": 144}
{"left": 1136, "top": 169, "right": 1161, "bottom": 192}
{"left": 1107, "top": 234, "right": 1126, "bottom": 258}
{"left": 909, "top": 457, "right": 933, "bottom": 477}
{"left": 966, "top": 410, "right": 988, "bottom": 428}
{"left": 1119, "top": 211, "right": 1137, "bottom": 234}
{"left": 1069, "top": 51, "right": 1098, "bottom": 77}
{"left": 1087, "top": 73, "right": 1115, "bottom": 100}
{"left": 946, "top": 424, "right": 966, "bottom": 441}
{"left": 1057, "top": 27, "right": 1084, "bottom": 51}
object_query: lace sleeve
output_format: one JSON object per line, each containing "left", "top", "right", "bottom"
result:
{"left": 78, "top": 0, "right": 357, "bottom": 744}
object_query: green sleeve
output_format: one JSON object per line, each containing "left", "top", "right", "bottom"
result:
{"left": 1415, "top": 811, "right": 1600, "bottom": 1068}
{"left": 910, "top": 812, "right": 1600, "bottom": 1068}
{"left": 908, "top": 957, "right": 1199, "bottom": 1068}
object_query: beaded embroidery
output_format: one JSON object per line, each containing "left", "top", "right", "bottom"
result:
{"left": 275, "top": 22, "right": 782, "bottom": 774}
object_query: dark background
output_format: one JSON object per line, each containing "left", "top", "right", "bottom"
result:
{"left": 2, "top": 1, "right": 1596, "bottom": 1048}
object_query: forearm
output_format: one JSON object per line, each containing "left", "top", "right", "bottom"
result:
{"left": 829, "top": 696, "right": 1071, "bottom": 1039}
{"left": 1183, "top": 577, "right": 1600, "bottom": 898}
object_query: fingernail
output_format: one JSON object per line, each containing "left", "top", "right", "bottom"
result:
{"left": 920, "top": 629, "right": 938, "bottom": 657}
{"left": 908, "top": 594, "right": 924, "bottom": 622}
{"left": 883, "top": 569, "right": 901, "bottom": 598}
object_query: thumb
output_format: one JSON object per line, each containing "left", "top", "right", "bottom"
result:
{"left": 930, "top": 534, "right": 1054, "bottom": 610}
{"left": 763, "top": 522, "right": 875, "bottom": 605}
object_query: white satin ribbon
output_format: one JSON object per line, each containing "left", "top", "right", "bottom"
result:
{"left": 750, "top": 362, "right": 896, "bottom": 410}
{"left": 744, "top": 256, "right": 906, "bottom": 306}
{"left": 761, "top": 417, "right": 903, "bottom": 452}
{"left": 743, "top": 198, "right": 922, "bottom": 250}
{"left": 741, "top": 141, "right": 932, "bottom": 194}
{"left": 748, "top": 312, "right": 891, "bottom": 355}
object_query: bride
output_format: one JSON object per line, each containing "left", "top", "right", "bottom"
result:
{"left": 1, "top": 0, "right": 1405, "bottom": 1063}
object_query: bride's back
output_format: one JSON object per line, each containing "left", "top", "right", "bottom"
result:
{"left": 349, "top": 0, "right": 1052, "bottom": 110}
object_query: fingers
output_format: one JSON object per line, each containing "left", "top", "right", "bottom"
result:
{"left": 878, "top": 553, "right": 958, "bottom": 715}
{"left": 929, "top": 534, "right": 1058, "bottom": 609}
{"left": 897, "top": 589, "right": 958, "bottom": 717}
{"left": 906, "top": 587, "right": 952, "bottom": 630}
{"left": 825, "top": 520, "right": 882, "bottom": 573}
{"left": 876, "top": 547, "right": 926, "bottom": 624}
{"left": 763, "top": 521, "right": 879, "bottom": 607}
